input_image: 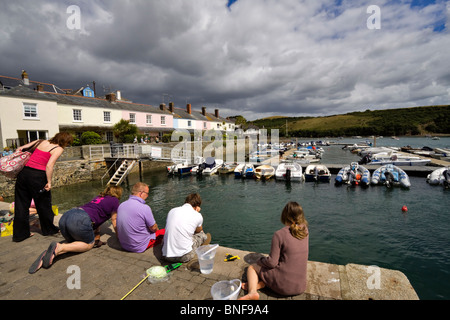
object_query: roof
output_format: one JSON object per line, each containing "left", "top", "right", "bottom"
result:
{"left": 0, "top": 83, "right": 170, "bottom": 116}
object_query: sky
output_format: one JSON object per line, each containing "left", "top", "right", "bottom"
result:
{"left": 0, "top": 0, "right": 449, "bottom": 120}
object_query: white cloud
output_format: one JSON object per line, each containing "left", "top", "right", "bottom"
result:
{"left": 0, "top": 0, "right": 449, "bottom": 120}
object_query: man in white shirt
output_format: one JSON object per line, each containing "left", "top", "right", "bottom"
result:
{"left": 162, "top": 193, "right": 211, "bottom": 263}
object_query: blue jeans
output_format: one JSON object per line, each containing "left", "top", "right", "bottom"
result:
{"left": 59, "top": 208, "right": 95, "bottom": 244}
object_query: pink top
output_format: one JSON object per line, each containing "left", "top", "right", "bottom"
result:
{"left": 25, "top": 149, "right": 51, "bottom": 171}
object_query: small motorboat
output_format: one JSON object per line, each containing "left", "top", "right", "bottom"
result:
{"left": 218, "top": 163, "right": 237, "bottom": 174}
{"left": 361, "top": 152, "right": 431, "bottom": 166}
{"left": 275, "top": 162, "right": 303, "bottom": 181}
{"left": 254, "top": 165, "right": 275, "bottom": 180}
{"left": 426, "top": 167, "right": 450, "bottom": 188}
{"left": 304, "top": 164, "right": 331, "bottom": 182}
{"left": 191, "top": 157, "right": 223, "bottom": 175}
{"left": 371, "top": 164, "right": 411, "bottom": 188}
{"left": 167, "top": 161, "right": 195, "bottom": 176}
{"left": 234, "top": 163, "right": 255, "bottom": 178}
{"left": 335, "top": 162, "right": 370, "bottom": 187}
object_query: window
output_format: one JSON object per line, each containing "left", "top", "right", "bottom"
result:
{"left": 129, "top": 113, "right": 136, "bottom": 124}
{"left": 217, "top": 123, "right": 220, "bottom": 129}
{"left": 23, "top": 103, "right": 38, "bottom": 119}
{"left": 104, "top": 111, "right": 111, "bottom": 123}
{"left": 106, "top": 131, "right": 114, "bottom": 142}
{"left": 73, "top": 109, "right": 82, "bottom": 122}
{"left": 203, "top": 122, "right": 207, "bottom": 129}
{"left": 187, "top": 120, "right": 192, "bottom": 127}
{"left": 161, "top": 116, "right": 166, "bottom": 125}
{"left": 146, "top": 114, "right": 152, "bottom": 125}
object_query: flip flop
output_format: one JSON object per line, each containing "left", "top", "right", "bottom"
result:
{"left": 42, "top": 241, "right": 58, "bottom": 268}
{"left": 28, "top": 250, "right": 47, "bottom": 274}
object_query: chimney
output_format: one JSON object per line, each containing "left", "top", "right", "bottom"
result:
{"left": 106, "top": 92, "right": 117, "bottom": 102}
{"left": 36, "top": 84, "right": 44, "bottom": 92}
{"left": 169, "top": 102, "right": 174, "bottom": 113}
{"left": 202, "top": 107, "right": 206, "bottom": 116}
{"left": 215, "top": 109, "right": 219, "bottom": 118}
{"left": 21, "top": 70, "right": 29, "bottom": 86}
{"left": 187, "top": 103, "right": 192, "bottom": 114}
{"left": 160, "top": 103, "right": 166, "bottom": 111}
{"left": 116, "top": 90, "right": 121, "bottom": 100}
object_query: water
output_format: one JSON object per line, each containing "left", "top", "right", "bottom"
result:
{"left": 198, "top": 256, "right": 214, "bottom": 274}
{"left": 10, "top": 136, "right": 449, "bottom": 299}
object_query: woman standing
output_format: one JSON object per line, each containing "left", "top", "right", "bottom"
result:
{"left": 240, "top": 201, "right": 309, "bottom": 300}
{"left": 13, "top": 132, "right": 73, "bottom": 242}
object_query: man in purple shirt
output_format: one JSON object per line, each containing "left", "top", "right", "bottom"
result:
{"left": 116, "top": 182, "right": 164, "bottom": 253}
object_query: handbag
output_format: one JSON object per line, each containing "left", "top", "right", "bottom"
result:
{"left": 0, "top": 140, "right": 43, "bottom": 179}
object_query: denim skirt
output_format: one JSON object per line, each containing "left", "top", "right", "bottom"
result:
{"left": 58, "top": 208, "right": 95, "bottom": 244}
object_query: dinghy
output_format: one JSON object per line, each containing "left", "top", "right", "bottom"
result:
{"left": 234, "top": 163, "right": 255, "bottom": 178}
{"left": 218, "top": 163, "right": 238, "bottom": 174}
{"left": 304, "top": 164, "right": 331, "bottom": 182}
{"left": 254, "top": 165, "right": 275, "bottom": 180}
{"left": 426, "top": 167, "right": 450, "bottom": 188}
{"left": 371, "top": 164, "right": 411, "bottom": 188}
{"left": 335, "top": 162, "right": 370, "bottom": 187}
{"left": 275, "top": 162, "right": 303, "bottom": 181}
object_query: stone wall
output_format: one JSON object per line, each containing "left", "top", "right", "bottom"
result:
{"left": 0, "top": 159, "right": 170, "bottom": 198}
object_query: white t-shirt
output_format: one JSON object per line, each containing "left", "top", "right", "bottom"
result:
{"left": 162, "top": 203, "right": 203, "bottom": 257}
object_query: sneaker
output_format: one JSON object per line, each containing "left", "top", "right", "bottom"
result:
{"left": 202, "top": 233, "right": 212, "bottom": 246}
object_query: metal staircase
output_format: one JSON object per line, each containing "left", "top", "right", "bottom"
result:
{"left": 107, "top": 159, "right": 137, "bottom": 186}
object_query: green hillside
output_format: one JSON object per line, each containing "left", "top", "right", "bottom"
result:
{"left": 249, "top": 105, "right": 450, "bottom": 137}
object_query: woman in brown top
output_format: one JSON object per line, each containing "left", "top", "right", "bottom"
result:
{"left": 240, "top": 201, "right": 309, "bottom": 300}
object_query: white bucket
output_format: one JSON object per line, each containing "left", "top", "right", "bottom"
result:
{"left": 211, "top": 279, "right": 242, "bottom": 300}
{"left": 195, "top": 244, "right": 218, "bottom": 274}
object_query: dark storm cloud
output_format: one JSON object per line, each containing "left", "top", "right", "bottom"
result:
{"left": 0, "top": 0, "right": 449, "bottom": 120}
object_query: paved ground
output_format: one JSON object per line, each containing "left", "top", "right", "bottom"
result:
{"left": 1, "top": 201, "right": 419, "bottom": 303}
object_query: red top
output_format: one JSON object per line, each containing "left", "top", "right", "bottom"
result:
{"left": 25, "top": 149, "right": 51, "bottom": 171}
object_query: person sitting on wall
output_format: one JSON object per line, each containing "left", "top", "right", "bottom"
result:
{"left": 162, "top": 193, "right": 211, "bottom": 263}
{"left": 116, "top": 182, "right": 165, "bottom": 253}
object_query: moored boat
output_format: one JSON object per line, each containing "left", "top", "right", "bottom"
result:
{"left": 191, "top": 157, "right": 223, "bottom": 175}
{"left": 426, "top": 167, "right": 450, "bottom": 188}
{"left": 371, "top": 164, "right": 411, "bottom": 188}
{"left": 304, "top": 164, "right": 331, "bottom": 182}
{"left": 275, "top": 162, "right": 303, "bottom": 181}
{"left": 254, "top": 164, "right": 275, "bottom": 180}
{"left": 335, "top": 162, "right": 370, "bottom": 187}
{"left": 218, "top": 163, "right": 237, "bottom": 174}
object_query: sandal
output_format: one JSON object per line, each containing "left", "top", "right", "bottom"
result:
{"left": 28, "top": 250, "right": 47, "bottom": 274}
{"left": 42, "top": 241, "right": 58, "bottom": 268}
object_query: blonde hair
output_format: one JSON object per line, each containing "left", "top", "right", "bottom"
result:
{"left": 280, "top": 202, "right": 308, "bottom": 240}
{"left": 100, "top": 185, "right": 123, "bottom": 200}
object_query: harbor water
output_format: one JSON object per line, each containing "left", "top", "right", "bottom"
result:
{"left": 11, "top": 136, "right": 450, "bottom": 299}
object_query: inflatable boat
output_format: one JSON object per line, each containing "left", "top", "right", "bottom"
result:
{"left": 426, "top": 167, "right": 450, "bottom": 188}
{"left": 335, "top": 162, "right": 370, "bottom": 187}
{"left": 371, "top": 164, "right": 411, "bottom": 188}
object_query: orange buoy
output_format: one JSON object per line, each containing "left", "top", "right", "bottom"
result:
{"left": 401, "top": 205, "right": 408, "bottom": 212}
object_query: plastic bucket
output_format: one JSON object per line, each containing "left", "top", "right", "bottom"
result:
{"left": 195, "top": 244, "right": 219, "bottom": 274}
{"left": 211, "top": 279, "right": 242, "bottom": 300}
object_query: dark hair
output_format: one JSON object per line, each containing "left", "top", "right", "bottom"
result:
{"left": 280, "top": 201, "right": 308, "bottom": 240}
{"left": 185, "top": 193, "right": 202, "bottom": 208}
{"left": 49, "top": 132, "right": 73, "bottom": 148}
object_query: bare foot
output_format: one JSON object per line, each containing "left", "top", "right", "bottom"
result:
{"left": 242, "top": 281, "right": 265, "bottom": 291}
{"left": 238, "top": 292, "right": 260, "bottom": 300}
